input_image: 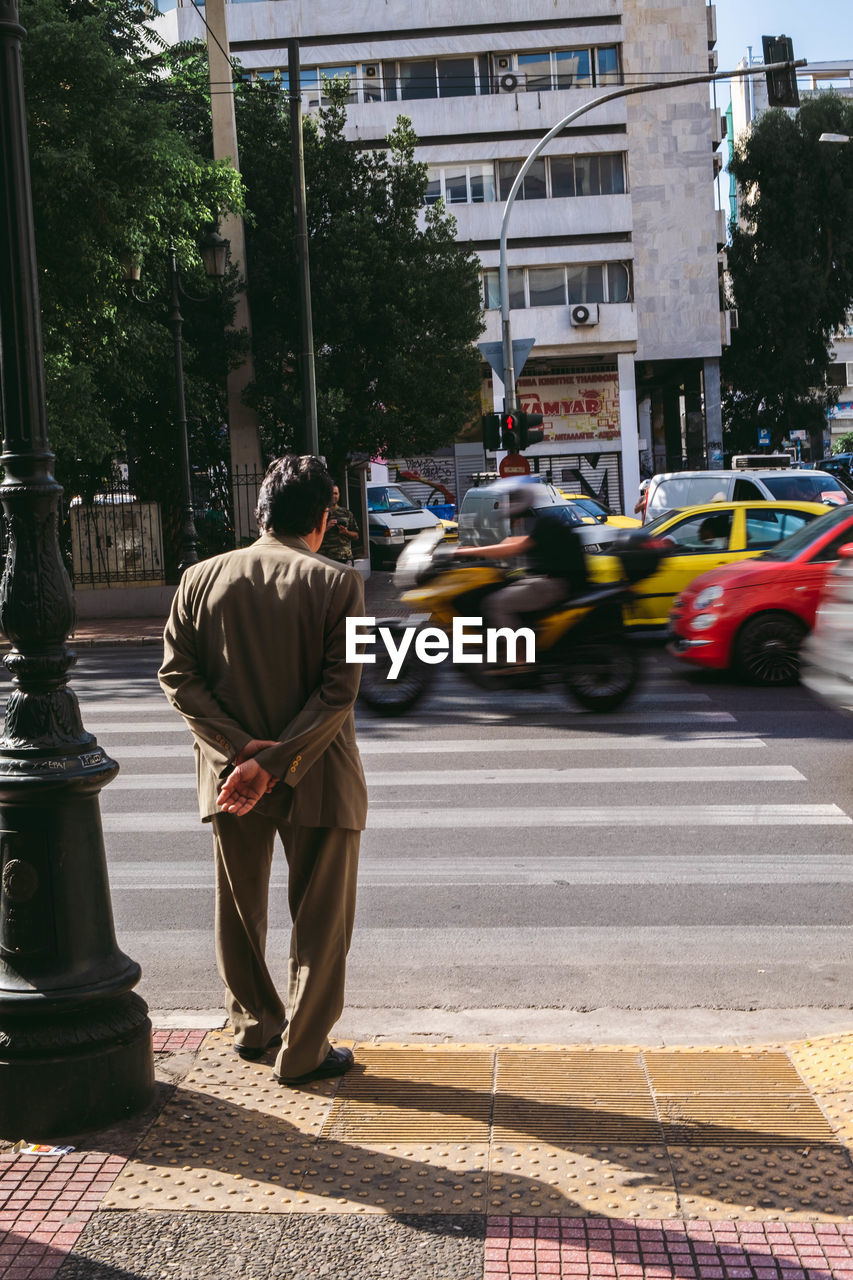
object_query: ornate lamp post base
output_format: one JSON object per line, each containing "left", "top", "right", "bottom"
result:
{"left": 0, "top": 763, "right": 154, "bottom": 1137}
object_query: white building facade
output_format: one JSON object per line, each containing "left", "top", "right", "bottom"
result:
{"left": 161, "top": 0, "right": 727, "bottom": 512}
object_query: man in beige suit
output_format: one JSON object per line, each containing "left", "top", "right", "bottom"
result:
{"left": 159, "top": 455, "right": 367, "bottom": 1085}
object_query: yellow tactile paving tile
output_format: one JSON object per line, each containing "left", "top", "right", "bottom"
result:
{"left": 494, "top": 1047, "right": 662, "bottom": 1144}
{"left": 103, "top": 1034, "right": 853, "bottom": 1217}
{"left": 486, "top": 1142, "right": 679, "bottom": 1218}
{"left": 292, "top": 1141, "right": 491, "bottom": 1214}
{"left": 321, "top": 1045, "right": 494, "bottom": 1142}
{"left": 669, "top": 1144, "right": 853, "bottom": 1221}
{"left": 645, "top": 1049, "right": 812, "bottom": 1093}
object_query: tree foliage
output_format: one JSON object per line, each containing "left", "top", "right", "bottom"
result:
{"left": 722, "top": 94, "right": 853, "bottom": 455}
{"left": 21, "top": 0, "right": 243, "bottom": 514}
{"left": 163, "top": 52, "right": 485, "bottom": 472}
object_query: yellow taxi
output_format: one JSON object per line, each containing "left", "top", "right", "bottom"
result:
{"left": 557, "top": 491, "right": 641, "bottom": 531}
{"left": 587, "top": 500, "right": 828, "bottom": 627}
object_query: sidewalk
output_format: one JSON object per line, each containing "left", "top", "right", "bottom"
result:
{"left": 0, "top": 569, "right": 407, "bottom": 652}
{"left": 2, "top": 1028, "right": 853, "bottom": 1279}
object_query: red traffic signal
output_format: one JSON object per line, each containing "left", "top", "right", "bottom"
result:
{"left": 500, "top": 412, "right": 519, "bottom": 450}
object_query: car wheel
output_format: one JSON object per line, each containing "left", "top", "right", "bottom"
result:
{"left": 735, "top": 612, "right": 806, "bottom": 686}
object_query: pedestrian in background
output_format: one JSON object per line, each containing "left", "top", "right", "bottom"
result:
{"left": 320, "top": 483, "right": 359, "bottom": 564}
{"left": 158, "top": 455, "right": 366, "bottom": 1085}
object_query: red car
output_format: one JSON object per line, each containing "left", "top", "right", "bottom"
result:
{"left": 669, "top": 504, "right": 853, "bottom": 684}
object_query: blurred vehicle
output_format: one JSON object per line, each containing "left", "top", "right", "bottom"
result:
{"left": 669, "top": 503, "right": 853, "bottom": 685}
{"left": 357, "top": 527, "right": 667, "bottom": 716}
{"left": 815, "top": 454, "right": 853, "bottom": 485}
{"left": 557, "top": 491, "right": 641, "bottom": 538}
{"left": 458, "top": 479, "right": 626, "bottom": 555}
{"left": 642, "top": 468, "right": 851, "bottom": 523}
{"left": 367, "top": 484, "right": 451, "bottom": 568}
{"left": 801, "top": 544, "right": 853, "bottom": 714}
{"left": 588, "top": 501, "right": 826, "bottom": 629}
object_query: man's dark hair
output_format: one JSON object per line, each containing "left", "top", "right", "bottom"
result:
{"left": 255, "top": 455, "right": 333, "bottom": 536}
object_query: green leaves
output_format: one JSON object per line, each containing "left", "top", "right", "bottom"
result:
{"left": 723, "top": 95, "right": 853, "bottom": 453}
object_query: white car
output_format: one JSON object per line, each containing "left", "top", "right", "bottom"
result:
{"left": 367, "top": 484, "right": 447, "bottom": 568}
{"left": 642, "top": 469, "right": 852, "bottom": 523}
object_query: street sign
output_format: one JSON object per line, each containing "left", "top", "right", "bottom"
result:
{"left": 790, "top": 430, "right": 807, "bottom": 441}
{"left": 478, "top": 339, "right": 536, "bottom": 385}
{"left": 499, "top": 453, "right": 531, "bottom": 477}
{"left": 758, "top": 428, "right": 771, "bottom": 446}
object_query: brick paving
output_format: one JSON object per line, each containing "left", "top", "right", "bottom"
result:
{"left": 483, "top": 1219, "right": 853, "bottom": 1280}
{"left": 151, "top": 1028, "right": 208, "bottom": 1054}
{"left": 0, "top": 1152, "right": 126, "bottom": 1279}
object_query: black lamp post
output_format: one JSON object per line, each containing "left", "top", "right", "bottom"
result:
{"left": 0, "top": 0, "right": 154, "bottom": 1134}
{"left": 124, "top": 231, "right": 229, "bottom": 576}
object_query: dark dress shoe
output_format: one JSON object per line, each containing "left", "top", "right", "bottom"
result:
{"left": 276, "top": 1046, "right": 354, "bottom": 1085}
{"left": 234, "top": 1033, "right": 283, "bottom": 1062}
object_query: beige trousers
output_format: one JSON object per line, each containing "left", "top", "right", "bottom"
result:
{"left": 211, "top": 811, "right": 360, "bottom": 1079}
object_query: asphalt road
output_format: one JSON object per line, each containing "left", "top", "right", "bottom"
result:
{"left": 10, "top": 638, "right": 851, "bottom": 1043}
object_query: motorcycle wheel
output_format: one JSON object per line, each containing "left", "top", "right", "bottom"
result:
{"left": 357, "top": 624, "right": 433, "bottom": 716}
{"left": 563, "top": 640, "right": 640, "bottom": 712}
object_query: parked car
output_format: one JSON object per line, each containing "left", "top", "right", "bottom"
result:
{"left": 669, "top": 503, "right": 853, "bottom": 684}
{"left": 588, "top": 501, "right": 827, "bottom": 629}
{"left": 457, "top": 480, "right": 627, "bottom": 554}
{"left": 801, "top": 544, "right": 853, "bottom": 714}
{"left": 642, "top": 468, "right": 852, "bottom": 523}
{"left": 367, "top": 484, "right": 450, "bottom": 567}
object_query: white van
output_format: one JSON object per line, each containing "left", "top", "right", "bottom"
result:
{"left": 643, "top": 469, "right": 852, "bottom": 523}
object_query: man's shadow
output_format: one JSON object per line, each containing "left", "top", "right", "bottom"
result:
{"left": 121, "top": 1053, "right": 853, "bottom": 1225}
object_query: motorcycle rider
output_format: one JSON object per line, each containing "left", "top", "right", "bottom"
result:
{"left": 453, "top": 480, "right": 589, "bottom": 657}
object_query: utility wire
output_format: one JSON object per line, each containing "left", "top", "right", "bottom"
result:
{"left": 187, "top": 0, "right": 240, "bottom": 83}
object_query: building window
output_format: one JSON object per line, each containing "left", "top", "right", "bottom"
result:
{"left": 498, "top": 159, "right": 547, "bottom": 201}
{"left": 513, "top": 45, "right": 619, "bottom": 91}
{"left": 398, "top": 56, "right": 477, "bottom": 100}
{"left": 253, "top": 43, "right": 622, "bottom": 106}
{"left": 482, "top": 262, "right": 633, "bottom": 310}
{"left": 426, "top": 154, "right": 626, "bottom": 206}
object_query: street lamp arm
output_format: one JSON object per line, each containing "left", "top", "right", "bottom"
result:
{"left": 498, "top": 57, "right": 807, "bottom": 411}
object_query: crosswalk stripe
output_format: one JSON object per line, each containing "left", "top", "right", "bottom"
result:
{"left": 108, "top": 854, "right": 853, "bottom": 887}
{"left": 106, "top": 765, "right": 803, "bottom": 789}
{"left": 101, "top": 733, "right": 768, "bottom": 757}
{"left": 101, "top": 804, "right": 850, "bottom": 831}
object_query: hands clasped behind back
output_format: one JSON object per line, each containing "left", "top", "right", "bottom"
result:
{"left": 217, "top": 738, "right": 279, "bottom": 817}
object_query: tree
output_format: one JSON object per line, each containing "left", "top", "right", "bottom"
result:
{"left": 722, "top": 94, "right": 853, "bottom": 457}
{"left": 834, "top": 432, "right": 853, "bottom": 455}
{"left": 20, "top": 0, "right": 243, "bottom": 549}
{"left": 178, "top": 64, "right": 486, "bottom": 475}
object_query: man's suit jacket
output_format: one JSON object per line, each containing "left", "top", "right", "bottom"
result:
{"left": 158, "top": 533, "right": 368, "bottom": 830}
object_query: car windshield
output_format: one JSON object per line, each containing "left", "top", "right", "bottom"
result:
{"left": 367, "top": 486, "right": 421, "bottom": 514}
{"left": 642, "top": 510, "right": 680, "bottom": 535}
{"left": 762, "top": 474, "right": 852, "bottom": 503}
{"left": 533, "top": 504, "right": 585, "bottom": 526}
{"left": 759, "top": 504, "right": 853, "bottom": 560}
{"left": 571, "top": 497, "right": 608, "bottom": 520}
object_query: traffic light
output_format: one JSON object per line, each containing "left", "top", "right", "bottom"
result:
{"left": 500, "top": 411, "right": 519, "bottom": 451}
{"left": 762, "top": 35, "right": 799, "bottom": 108}
{"left": 481, "top": 412, "right": 501, "bottom": 450}
{"left": 517, "top": 411, "right": 544, "bottom": 450}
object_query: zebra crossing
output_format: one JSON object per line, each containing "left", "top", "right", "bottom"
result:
{"left": 61, "top": 647, "right": 853, "bottom": 1016}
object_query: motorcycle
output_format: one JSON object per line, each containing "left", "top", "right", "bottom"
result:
{"left": 358, "top": 528, "right": 667, "bottom": 716}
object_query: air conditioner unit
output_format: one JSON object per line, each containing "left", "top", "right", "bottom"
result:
{"left": 494, "top": 54, "right": 513, "bottom": 72}
{"left": 846, "top": 362, "right": 853, "bottom": 386}
{"left": 570, "top": 303, "right": 599, "bottom": 327}
{"left": 497, "top": 71, "right": 526, "bottom": 93}
{"left": 363, "top": 63, "right": 380, "bottom": 81}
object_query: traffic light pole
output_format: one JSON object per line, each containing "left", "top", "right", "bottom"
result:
{"left": 498, "top": 55, "right": 805, "bottom": 414}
